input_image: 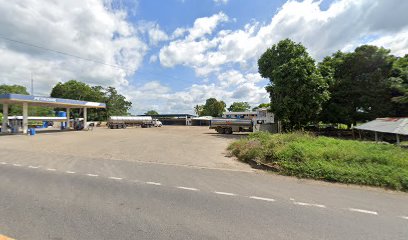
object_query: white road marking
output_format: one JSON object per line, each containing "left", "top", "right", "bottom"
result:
{"left": 0, "top": 162, "right": 7, "bottom": 165}
{"left": 65, "top": 171, "right": 76, "bottom": 174}
{"left": 214, "top": 191, "right": 237, "bottom": 196}
{"left": 86, "top": 174, "right": 98, "bottom": 177}
{"left": 293, "top": 201, "right": 326, "bottom": 208}
{"left": 109, "top": 177, "right": 123, "bottom": 180}
{"left": 348, "top": 208, "right": 378, "bottom": 215}
{"left": 177, "top": 186, "right": 199, "bottom": 191}
{"left": 146, "top": 181, "right": 162, "bottom": 185}
{"left": 400, "top": 216, "right": 408, "bottom": 220}
{"left": 249, "top": 196, "right": 276, "bottom": 202}
{"left": 46, "top": 168, "right": 56, "bottom": 171}
{"left": 28, "top": 166, "right": 40, "bottom": 169}
{"left": 290, "top": 198, "right": 326, "bottom": 208}
{"left": 13, "top": 163, "right": 22, "bottom": 167}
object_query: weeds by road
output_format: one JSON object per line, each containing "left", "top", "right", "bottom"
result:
{"left": 228, "top": 132, "right": 408, "bottom": 191}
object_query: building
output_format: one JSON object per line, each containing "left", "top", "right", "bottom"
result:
{"left": 223, "top": 108, "right": 274, "bottom": 123}
{"left": 191, "top": 116, "right": 213, "bottom": 126}
{"left": 222, "top": 111, "right": 257, "bottom": 119}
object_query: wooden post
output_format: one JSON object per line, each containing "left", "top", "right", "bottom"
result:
{"left": 374, "top": 131, "right": 378, "bottom": 142}
{"left": 396, "top": 134, "right": 400, "bottom": 145}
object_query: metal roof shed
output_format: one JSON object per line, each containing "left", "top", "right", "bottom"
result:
{"left": 0, "top": 93, "right": 106, "bottom": 134}
{"left": 354, "top": 118, "right": 408, "bottom": 144}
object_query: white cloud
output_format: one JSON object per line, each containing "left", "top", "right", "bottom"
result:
{"left": 0, "top": 0, "right": 148, "bottom": 95}
{"left": 367, "top": 29, "right": 408, "bottom": 57}
{"left": 213, "top": 0, "right": 229, "bottom": 5}
{"left": 149, "top": 54, "right": 158, "bottom": 63}
{"left": 159, "top": 12, "right": 228, "bottom": 72}
{"left": 137, "top": 21, "right": 169, "bottom": 45}
{"left": 159, "top": 0, "right": 408, "bottom": 78}
{"left": 123, "top": 70, "right": 268, "bottom": 114}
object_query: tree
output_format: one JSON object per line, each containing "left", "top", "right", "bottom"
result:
{"left": 390, "top": 54, "right": 408, "bottom": 106}
{"left": 258, "top": 39, "right": 330, "bottom": 130}
{"left": 51, "top": 80, "right": 104, "bottom": 102}
{"left": 145, "top": 110, "right": 159, "bottom": 115}
{"left": 252, "top": 103, "right": 271, "bottom": 111}
{"left": 227, "top": 102, "right": 251, "bottom": 112}
{"left": 201, "top": 98, "right": 226, "bottom": 117}
{"left": 50, "top": 80, "right": 131, "bottom": 120}
{"left": 194, "top": 105, "right": 204, "bottom": 116}
{"left": 104, "top": 87, "right": 132, "bottom": 118}
{"left": 318, "top": 45, "right": 399, "bottom": 126}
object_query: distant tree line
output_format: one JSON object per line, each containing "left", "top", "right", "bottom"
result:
{"left": 258, "top": 39, "right": 408, "bottom": 130}
{"left": 0, "top": 80, "right": 131, "bottom": 121}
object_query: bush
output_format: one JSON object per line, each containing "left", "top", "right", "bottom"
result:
{"left": 228, "top": 132, "right": 408, "bottom": 191}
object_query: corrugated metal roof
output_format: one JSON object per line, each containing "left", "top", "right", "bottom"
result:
{"left": 354, "top": 118, "right": 408, "bottom": 135}
{"left": 223, "top": 111, "right": 257, "bottom": 115}
{"left": 192, "top": 116, "right": 213, "bottom": 120}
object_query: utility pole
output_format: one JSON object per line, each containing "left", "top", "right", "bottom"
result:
{"left": 31, "top": 71, "right": 34, "bottom": 95}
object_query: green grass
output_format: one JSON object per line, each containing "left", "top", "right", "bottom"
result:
{"left": 228, "top": 132, "right": 408, "bottom": 191}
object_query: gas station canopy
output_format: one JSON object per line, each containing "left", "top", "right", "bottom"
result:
{"left": 0, "top": 93, "right": 106, "bottom": 108}
{"left": 1, "top": 93, "right": 106, "bottom": 134}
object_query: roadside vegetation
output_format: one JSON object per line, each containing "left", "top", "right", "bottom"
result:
{"left": 228, "top": 132, "right": 408, "bottom": 191}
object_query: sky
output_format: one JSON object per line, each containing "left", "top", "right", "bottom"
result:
{"left": 0, "top": 0, "right": 407, "bottom": 114}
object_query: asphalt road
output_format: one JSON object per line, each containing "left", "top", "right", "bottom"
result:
{"left": 0, "top": 156, "right": 407, "bottom": 240}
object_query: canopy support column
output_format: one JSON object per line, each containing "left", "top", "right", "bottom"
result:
{"left": 396, "top": 134, "right": 400, "bottom": 145}
{"left": 22, "top": 102, "right": 28, "bottom": 134}
{"left": 374, "top": 132, "right": 378, "bottom": 142}
{"left": 83, "top": 107, "right": 87, "bottom": 130}
{"left": 2, "top": 103, "right": 8, "bottom": 134}
{"left": 66, "top": 108, "right": 70, "bottom": 130}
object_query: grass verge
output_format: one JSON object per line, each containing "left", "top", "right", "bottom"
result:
{"left": 228, "top": 132, "right": 408, "bottom": 191}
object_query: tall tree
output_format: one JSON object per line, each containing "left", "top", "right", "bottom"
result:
{"left": 51, "top": 80, "right": 104, "bottom": 102}
{"left": 227, "top": 102, "right": 251, "bottom": 112}
{"left": 252, "top": 103, "right": 270, "bottom": 111}
{"left": 104, "top": 87, "right": 132, "bottom": 117}
{"left": 50, "top": 80, "right": 131, "bottom": 120}
{"left": 318, "top": 46, "right": 398, "bottom": 126}
{"left": 390, "top": 54, "right": 408, "bottom": 105}
{"left": 145, "top": 110, "right": 159, "bottom": 115}
{"left": 194, "top": 104, "right": 204, "bottom": 116}
{"left": 258, "top": 39, "right": 330, "bottom": 130}
{"left": 202, "top": 98, "right": 226, "bottom": 117}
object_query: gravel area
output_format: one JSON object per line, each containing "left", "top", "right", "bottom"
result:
{"left": 0, "top": 126, "right": 252, "bottom": 171}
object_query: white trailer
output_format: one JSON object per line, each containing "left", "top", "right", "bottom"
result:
{"left": 107, "top": 116, "right": 162, "bottom": 129}
{"left": 210, "top": 108, "right": 275, "bottom": 134}
{"left": 209, "top": 118, "right": 253, "bottom": 134}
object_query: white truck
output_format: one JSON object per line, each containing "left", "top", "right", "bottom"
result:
{"left": 107, "top": 116, "right": 162, "bottom": 129}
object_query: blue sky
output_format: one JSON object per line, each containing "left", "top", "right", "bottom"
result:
{"left": 0, "top": 0, "right": 407, "bottom": 114}
{"left": 128, "top": 0, "right": 290, "bottom": 92}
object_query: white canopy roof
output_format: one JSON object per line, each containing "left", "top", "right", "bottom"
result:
{"left": 354, "top": 118, "right": 408, "bottom": 135}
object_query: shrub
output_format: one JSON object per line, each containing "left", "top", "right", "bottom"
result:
{"left": 228, "top": 132, "right": 408, "bottom": 191}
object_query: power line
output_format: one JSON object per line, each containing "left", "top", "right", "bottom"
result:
{"left": 0, "top": 35, "right": 129, "bottom": 71}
